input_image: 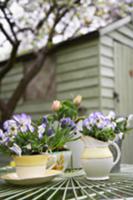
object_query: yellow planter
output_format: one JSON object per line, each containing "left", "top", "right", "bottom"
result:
{"left": 13, "top": 154, "right": 54, "bottom": 179}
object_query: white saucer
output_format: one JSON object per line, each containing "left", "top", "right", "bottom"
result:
{"left": 0, "top": 170, "right": 62, "bottom": 185}
{"left": 86, "top": 176, "right": 109, "bottom": 180}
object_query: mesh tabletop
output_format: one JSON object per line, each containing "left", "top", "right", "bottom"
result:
{"left": 0, "top": 167, "right": 133, "bottom": 200}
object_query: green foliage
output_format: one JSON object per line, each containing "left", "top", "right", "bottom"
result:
{"left": 82, "top": 111, "right": 133, "bottom": 142}
{"left": 54, "top": 100, "right": 78, "bottom": 121}
{"left": 82, "top": 126, "right": 115, "bottom": 142}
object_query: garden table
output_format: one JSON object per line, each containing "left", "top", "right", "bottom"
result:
{"left": 0, "top": 164, "right": 133, "bottom": 200}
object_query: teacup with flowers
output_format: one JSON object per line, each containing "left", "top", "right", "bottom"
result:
{"left": 0, "top": 113, "right": 58, "bottom": 178}
{"left": 0, "top": 95, "right": 82, "bottom": 175}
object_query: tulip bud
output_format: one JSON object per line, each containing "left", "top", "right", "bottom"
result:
{"left": 73, "top": 95, "right": 82, "bottom": 106}
{"left": 51, "top": 100, "right": 62, "bottom": 111}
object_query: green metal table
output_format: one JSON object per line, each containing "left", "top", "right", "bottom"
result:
{"left": 0, "top": 165, "right": 133, "bottom": 200}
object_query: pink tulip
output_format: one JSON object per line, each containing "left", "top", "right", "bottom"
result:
{"left": 51, "top": 100, "right": 61, "bottom": 111}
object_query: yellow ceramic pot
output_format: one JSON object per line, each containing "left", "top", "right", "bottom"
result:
{"left": 13, "top": 154, "right": 55, "bottom": 178}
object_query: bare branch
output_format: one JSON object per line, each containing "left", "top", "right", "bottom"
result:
{"left": 17, "top": 27, "right": 34, "bottom": 34}
{"left": 47, "top": 7, "right": 70, "bottom": 43}
{"left": 36, "top": 5, "right": 55, "bottom": 32}
{"left": 0, "top": 42, "right": 20, "bottom": 80}
{"left": 0, "top": 23, "right": 14, "bottom": 45}
{"left": 1, "top": 7, "right": 18, "bottom": 42}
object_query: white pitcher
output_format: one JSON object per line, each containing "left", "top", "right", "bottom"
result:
{"left": 81, "top": 136, "right": 121, "bottom": 180}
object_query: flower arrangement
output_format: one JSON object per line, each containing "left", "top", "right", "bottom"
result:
{"left": 82, "top": 111, "right": 133, "bottom": 142}
{"left": 0, "top": 95, "right": 82, "bottom": 156}
{"left": 46, "top": 95, "right": 82, "bottom": 151}
{"left": 0, "top": 113, "right": 50, "bottom": 156}
{"left": 51, "top": 95, "right": 82, "bottom": 121}
{"left": 37, "top": 115, "right": 77, "bottom": 152}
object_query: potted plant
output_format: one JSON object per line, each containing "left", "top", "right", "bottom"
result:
{"left": 0, "top": 113, "right": 56, "bottom": 178}
{"left": 45, "top": 95, "right": 82, "bottom": 171}
{"left": 80, "top": 111, "right": 133, "bottom": 180}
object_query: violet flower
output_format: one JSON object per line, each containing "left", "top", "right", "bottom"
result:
{"left": 3, "top": 120, "right": 18, "bottom": 136}
{"left": 38, "top": 123, "right": 46, "bottom": 139}
{"left": 13, "top": 113, "right": 34, "bottom": 133}
{"left": 10, "top": 143, "right": 22, "bottom": 156}
{"left": 47, "top": 128, "right": 54, "bottom": 137}
{"left": 42, "top": 116, "right": 48, "bottom": 124}
{"left": 82, "top": 118, "right": 92, "bottom": 130}
{"left": 60, "top": 117, "right": 76, "bottom": 130}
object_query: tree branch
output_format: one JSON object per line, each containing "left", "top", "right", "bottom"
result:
{"left": 0, "top": 23, "right": 14, "bottom": 45}
{"left": 47, "top": 7, "right": 70, "bottom": 43}
{"left": 0, "top": 99, "right": 8, "bottom": 113}
{"left": 7, "top": 47, "right": 49, "bottom": 115}
{"left": 1, "top": 7, "right": 18, "bottom": 42}
{"left": 0, "top": 42, "right": 20, "bottom": 80}
{"left": 36, "top": 5, "right": 55, "bottom": 31}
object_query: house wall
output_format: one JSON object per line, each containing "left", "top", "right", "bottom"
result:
{"left": 99, "top": 36, "right": 114, "bottom": 114}
{"left": 56, "top": 38, "right": 100, "bottom": 115}
{"left": 99, "top": 22, "right": 133, "bottom": 164}
{"left": 0, "top": 64, "right": 23, "bottom": 103}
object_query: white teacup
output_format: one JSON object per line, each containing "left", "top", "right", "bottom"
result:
{"left": 13, "top": 154, "right": 56, "bottom": 179}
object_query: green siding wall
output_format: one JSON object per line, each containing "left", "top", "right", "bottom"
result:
{"left": 0, "top": 64, "right": 23, "bottom": 102}
{"left": 99, "top": 35, "right": 114, "bottom": 114}
{"left": 56, "top": 39, "right": 100, "bottom": 114}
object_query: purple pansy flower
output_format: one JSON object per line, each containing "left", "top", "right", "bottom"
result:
{"left": 47, "top": 128, "right": 54, "bottom": 137}
{"left": 13, "top": 113, "right": 34, "bottom": 133}
{"left": 107, "top": 111, "right": 116, "bottom": 120}
{"left": 42, "top": 116, "right": 48, "bottom": 124}
{"left": 3, "top": 120, "right": 18, "bottom": 136}
{"left": 60, "top": 117, "right": 76, "bottom": 130}
{"left": 38, "top": 123, "right": 46, "bottom": 139}
{"left": 82, "top": 118, "right": 92, "bottom": 130}
{"left": 0, "top": 136, "right": 10, "bottom": 145}
{"left": 83, "top": 111, "right": 116, "bottom": 135}
{"left": 10, "top": 143, "right": 22, "bottom": 156}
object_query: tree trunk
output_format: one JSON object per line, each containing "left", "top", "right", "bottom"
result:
{"left": 0, "top": 47, "right": 49, "bottom": 128}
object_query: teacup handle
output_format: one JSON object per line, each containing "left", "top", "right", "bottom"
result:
{"left": 47, "top": 155, "right": 57, "bottom": 170}
{"left": 109, "top": 141, "right": 121, "bottom": 166}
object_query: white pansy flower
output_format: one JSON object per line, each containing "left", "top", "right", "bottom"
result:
{"left": 38, "top": 124, "right": 46, "bottom": 139}
{"left": 107, "top": 111, "right": 116, "bottom": 120}
{"left": 26, "top": 144, "right": 32, "bottom": 150}
{"left": 116, "top": 117, "right": 125, "bottom": 123}
{"left": 127, "top": 114, "right": 133, "bottom": 128}
{"left": 118, "top": 132, "right": 124, "bottom": 140}
{"left": 10, "top": 143, "right": 22, "bottom": 156}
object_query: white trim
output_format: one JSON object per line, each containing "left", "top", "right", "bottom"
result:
{"left": 100, "top": 16, "right": 131, "bottom": 35}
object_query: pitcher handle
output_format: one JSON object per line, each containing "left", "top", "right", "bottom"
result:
{"left": 109, "top": 141, "right": 121, "bottom": 166}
